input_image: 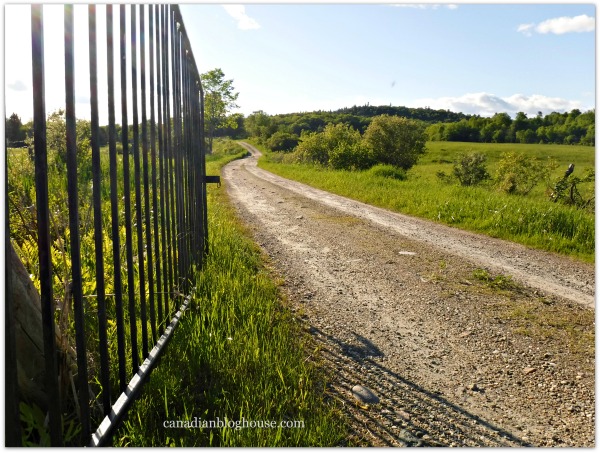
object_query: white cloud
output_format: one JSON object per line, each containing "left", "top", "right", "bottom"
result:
{"left": 518, "top": 14, "right": 595, "bottom": 36}
{"left": 405, "top": 92, "right": 587, "bottom": 117}
{"left": 516, "top": 23, "right": 535, "bottom": 37}
{"left": 223, "top": 5, "right": 260, "bottom": 30}
{"left": 7, "top": 80, "right": 28, "bottom": 92}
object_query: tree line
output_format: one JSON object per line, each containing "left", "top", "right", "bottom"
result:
{"left": 240, "top": 106, "right": 594, "bottom": 152}
{"left": 424, "top": 109, "right": 595, "bottom": 146}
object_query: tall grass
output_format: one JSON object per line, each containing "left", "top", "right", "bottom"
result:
{"left": 114, "top": 143, "right": 348, "bottom": 447}
{"left": 256, "top": 141, "right": 594, "bottom": 262}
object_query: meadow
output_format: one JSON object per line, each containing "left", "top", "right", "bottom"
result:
{"left": 257, "top": 141, "right": 595, "bottom": 263}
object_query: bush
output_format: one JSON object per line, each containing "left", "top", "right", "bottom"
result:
{"left": 550, "top": 166, "right": 595, "bottom": 212}
{"left": 363, "top": 115, "right": 427, "bottom": 170}
{"left": 265, "top": 131, "right": 299, "bottom": 152}
{"left": 293, "top": 123, "right": 364, "bottom": 169}
{"left": 452, "top": 152, "right": 489, "bottom": 186}
{"left": 293, "top": 130, "right": 329, "bottom": 166}
{"left": 368, "top": 164, "right": 407, "bottom": 181}
{"left": 329, "top": 141, "right": 373, "bottom": 170}
{"left": 494, "top": 152, "right": 557, "bottom": 195}
{"left": 212, "top": 138, "right": 244, "bottom": 156}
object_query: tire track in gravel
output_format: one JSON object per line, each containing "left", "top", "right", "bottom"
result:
{"left": 221, "top": 143, "right": 595, "bottom": 447}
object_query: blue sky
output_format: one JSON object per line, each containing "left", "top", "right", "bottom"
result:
{"left": 4, "top": 3, "right": 596, "bottom": 122}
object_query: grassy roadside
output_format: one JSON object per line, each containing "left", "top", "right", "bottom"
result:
{"left": 252, "top": 141, "right": 594, "bottom": 263}
{"left": 113, "top": 141, "right": 348, "bottom": 447}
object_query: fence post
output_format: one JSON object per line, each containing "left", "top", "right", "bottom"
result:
{"left": 31, "top": 4, "right": 63, "bottom": 446}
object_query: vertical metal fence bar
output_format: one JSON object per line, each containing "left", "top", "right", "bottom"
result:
{"left": 163, "top": 5, "right": 175, "bottom": 308}
{"left": 31, "top": 5, "right": 63, "bottom": 446}
{"left": 161, "top": 4, "right": 170, "bottom": 324}
{"left": 140, "top": 5, "right": 157, "bottom": 345}
{"left": 88, "top": 4, "right": 111, "bottom": 416}
{"left": 149, "top": 5, "right": 164, "bottom": 338}
{"left": 199, "top": 81, "right": 209, "bottom": 256}
{"left": 120, "top": 4, "right": 140, "bottom": 374}
{"left": 182, "top": 55, "right": 192, "bottom": 269}
{"left": 131, "top": 5, "right": 149, "bottom": 360}
{"left": 163, "top": 5, "right": 175, "bottom": 310}
{"left": 184, "top": 51, "right": 195, "bottom": 276}
{"left": 181, "top": 49, "right": 190, "bottom": 276}
{"left": 172, "top": 18, "right": 184, "bottom": 291}
{"left": 156, "top": 5, "right": 168, "bottom": 332}
{"left": 106, "top": 4, "right": 128, "bottom": 392}
{"left": 65, "top": 4, "right": 92, "bottom": 440}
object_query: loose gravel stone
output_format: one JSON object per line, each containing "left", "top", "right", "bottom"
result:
{"left": 351, "top": 385, "right": 380, "bottom": 405}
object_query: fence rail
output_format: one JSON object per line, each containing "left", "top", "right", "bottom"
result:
{"left": 5, "top": 4, "right": 209, "bottom": 446}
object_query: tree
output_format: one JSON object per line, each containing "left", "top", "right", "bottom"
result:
{"left": 362, "top": 115, "right": 426, "bottom": 170}
{"left": 245, "top": 110, "right": 276, "bottom": 142}
{"left": 25, "top": 110, "right": 92, "bottom": 175}
{"left": 201, "top": 68, "right": 239, "bottom": 153}
{"left": 5, "top": 113, "right": 26, "bottom": 146}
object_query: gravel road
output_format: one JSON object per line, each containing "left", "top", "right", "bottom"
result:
{"left": 222, "top": 143, "right": 595, "bottom": 447}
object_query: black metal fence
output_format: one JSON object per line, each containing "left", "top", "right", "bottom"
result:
{"left": 5, "top": 4, "right": 210, "bottom": 446}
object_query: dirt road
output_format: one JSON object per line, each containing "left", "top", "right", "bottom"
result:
{"left": 222, "top": 142, "right": 595, "bottom": 447}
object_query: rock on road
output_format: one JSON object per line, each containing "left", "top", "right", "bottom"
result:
{"left": 221, "top": 142, "right": 595, "bottom": 447}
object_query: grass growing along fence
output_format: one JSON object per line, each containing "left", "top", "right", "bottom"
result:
{"left": 113, "top": 140, "right": 349, "bottom": 446}
{"left": 256, "top": 141, "right": 594, "bottom": 263}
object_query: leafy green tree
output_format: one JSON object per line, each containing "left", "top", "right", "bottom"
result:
{"left": 26, "top": 110, "right": 90, "bottom": 165}
{"left": 452, "top": 152, "right": 489, "bottom": 186}
{"left": 201, "top": 68, "right": 239, "bottom": 153}
{"left": 245, "top": 110, "right": 276, "bottom": 142}
{"left": 5, "top": 113, "right": 26, "bottom": 145}
{"left": 362, "top": 115, "right": 426, "bottom": 170}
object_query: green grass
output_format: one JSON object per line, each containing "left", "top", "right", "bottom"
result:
{"left": 114, "top": 142, "right": 348, "bottom": 447}
{"left": 256, "top": 141, "right": 594, "bottom": 263}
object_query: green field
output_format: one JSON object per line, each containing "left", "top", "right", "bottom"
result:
{"left": 257, "top": 141, "right": 595, "bottom": 263}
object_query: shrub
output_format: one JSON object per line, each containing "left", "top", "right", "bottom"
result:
{"left": 329, "top": 141, "right": 372, "bottom": 170}
{"left": 212, "top": 138, "right": 244, "bottom": 156}
{"left": 549, "top": 166, "right": 595, "bottom": 212}
{"left": 452, "top": 152, "right": 489, "bottom": 186}
{"left": 494, "top": 152, "right": 557, "bottom": 195}
{"left": 265, "top": 131, "right": 299, "bottom": 152}
{"left": 293, "top": 123, "right": 363, "bottom": 169}
{"left": 293, "top": 130, "right": 329, "bottom": 166}
{"left": 363, "top": 115, "right": 427, "bottom": 170}
{"left": 368, "top": 164, "right": 407, "bottom": 181}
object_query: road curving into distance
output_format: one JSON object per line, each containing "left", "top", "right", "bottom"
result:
{"left": 220, "top": 141, "right": 595, "bottom": 447}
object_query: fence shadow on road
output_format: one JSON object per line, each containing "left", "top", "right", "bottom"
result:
{"left": 307, "top": 325, "right": 532, "bottom": 447}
